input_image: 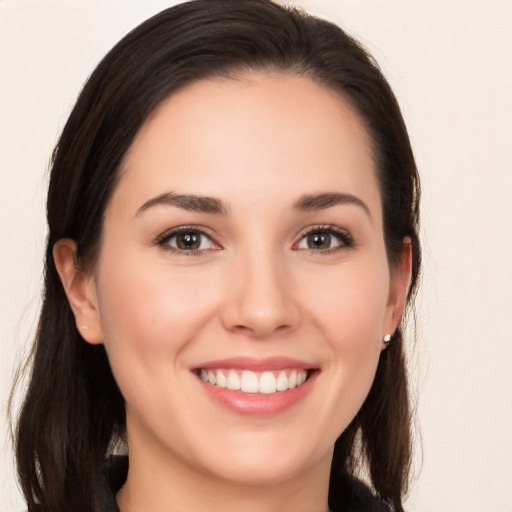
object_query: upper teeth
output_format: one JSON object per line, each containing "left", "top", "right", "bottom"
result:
{"left": 199, "top": 369, "right": 308, "bottom": 394}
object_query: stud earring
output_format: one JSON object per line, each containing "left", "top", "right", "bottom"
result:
{"left": 383, "top": 333, "right": 392, "bottom": 345}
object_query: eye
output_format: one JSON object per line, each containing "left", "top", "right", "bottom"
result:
{"left": 157, "top": 227, "right": 220, "bottom": 253}
{"left": 294, "top": 226, "right": 353, "bottom": 252}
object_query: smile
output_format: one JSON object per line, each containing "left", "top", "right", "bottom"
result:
{"left": 193, "top": 357, "right": 318, "bottom": 415}
{"left": 199, "top": 368, "right": 309, "bottom": 394}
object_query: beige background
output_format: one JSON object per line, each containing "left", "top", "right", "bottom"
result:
{"left": 1, "top": 1, "right": 511, "bottom": 510}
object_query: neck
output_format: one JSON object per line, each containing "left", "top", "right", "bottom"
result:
{"left": 116, "top": 428, "right": 332, "bottom": 512}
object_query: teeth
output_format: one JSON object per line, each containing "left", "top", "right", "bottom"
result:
{"left": 226, "top": 371, "right": 241, "bottom": 390}
{"left": 200, "top": 369, "right": 309, "bottom": 394}
{"left": 288, "top": 370, "right": 297, "bottom": 389}
{"left": 241, "top": 371, "right": 259, "bottom": 392}
{"left": 259, "top": 372, "right": 276, "bottom": 394}
{"left": 276, "top": 371, "right": 288, "bottom": 391}
{"left": 216, "top": 370, "right": 227, "bottom": 388}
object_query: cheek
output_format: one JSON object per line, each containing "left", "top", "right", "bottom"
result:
{"left": 299, "top": 257, "right": 389, "bottom": 428}
{"left": 94, "top": 253, "right": 217, "bottom": 400}
{"left": 303, "top": 257, "right": 390, "bottom": 348}
{"left": 93, "top": 255, "right": 223, "bottom": 448}
{"left": 97, "top": 254, "right": 210, "bottom": 349}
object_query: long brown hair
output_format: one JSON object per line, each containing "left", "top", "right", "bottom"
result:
{"left": 11, "top": 1, "right": 421, "bottom": 510}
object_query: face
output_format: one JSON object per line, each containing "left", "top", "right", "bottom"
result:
{"left": 73, "top": 73, "right": 408, "bottom": 485}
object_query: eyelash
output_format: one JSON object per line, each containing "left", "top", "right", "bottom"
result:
{"left": 156, "top": 225, "right": 220, "bottom": 256}
{"left": 155, "top": 224, "right": 354, "bottom": 256}
{"left": 293, "top": 225, "right": 355, "bottom": 255}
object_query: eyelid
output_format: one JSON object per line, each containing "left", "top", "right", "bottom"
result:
{"left": 154, "top": 224, "right": 354, "bottom": 255}
{"left": 292, "top": 224, "right": 355, "bottom": 253}
{"left": 155, "top": 225, "right": 222, "bottom": 253}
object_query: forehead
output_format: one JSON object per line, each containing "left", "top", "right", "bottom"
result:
{"left": 112, "top": 72, "right": 380, "bottom": 217}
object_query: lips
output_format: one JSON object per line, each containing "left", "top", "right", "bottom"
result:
{"left": 192, "top": 357, "right": 318, "bottom": 415}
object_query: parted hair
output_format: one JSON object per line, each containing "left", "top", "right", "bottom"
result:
{"left": 11, "top": 1, "right": 421, "bottom": 511}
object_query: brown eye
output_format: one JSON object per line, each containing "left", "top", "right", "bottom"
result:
{"left": 176, "top": 232, "right": 201, "bottom": 250}
{"left": 295, "top": 227, "right": 353, "bottom": 252}
{"left": 306, "top": 232, "right": 332, "bottom": 249}
{"left": 160, "top": 229, "right": 219, "bottom": 252}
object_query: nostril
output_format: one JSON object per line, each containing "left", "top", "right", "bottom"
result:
{"left": 228, "top": 321, "right": 294, "bottom": 339}
{"left": 219, "top": 271, "right": 300, "bottom": 338}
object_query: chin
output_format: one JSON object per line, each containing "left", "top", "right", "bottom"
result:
{"left": 190, "top": 432, "right": 328, "bottom": 486}
{"left": 205, "top": 455, "right": 314, "bottom": 486}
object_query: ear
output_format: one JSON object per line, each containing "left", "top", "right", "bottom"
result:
{"left": 384, "top": 237, "right": 413, "bottom": 345}
{"left": 53, "top": 239, "right": 104, "bottom": 345}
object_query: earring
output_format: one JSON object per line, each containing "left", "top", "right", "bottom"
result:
{"left": 383, "top": 333, "right": 392, "bottom": 346}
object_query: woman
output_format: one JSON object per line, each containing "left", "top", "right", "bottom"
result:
{"left": 12, "top": 1, "right": 421, "bottom": 511}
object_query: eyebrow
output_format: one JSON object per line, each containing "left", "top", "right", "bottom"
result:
{"left": 136, "top": 190, "right": 371, "bottom": 220}
{"left": 136, "top": 192, "right": 229, "bottom": 216}
{"left": 292, "top": 192, "right": 372, "bottom": 220}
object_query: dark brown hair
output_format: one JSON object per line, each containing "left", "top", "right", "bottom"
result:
{"left": 11, "top": 1, "right": 421, "bottom": 511}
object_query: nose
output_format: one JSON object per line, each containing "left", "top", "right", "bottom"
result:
{"left": 220, "top": 248, "right": 300, "bottom": 339}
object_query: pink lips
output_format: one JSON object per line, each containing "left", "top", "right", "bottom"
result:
{"left": 192, "top": 356, "right": 318, "bottom": 416}
{"left": 195, "top": 356, "right": 313, "bottom": 372}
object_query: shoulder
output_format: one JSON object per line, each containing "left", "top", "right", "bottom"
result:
{"left": 346, "top": 478, "right": 392, "bottom": 512}
{"left": 330, "top": 475, "right": 393, "bottom": 512}
{"left": 98, "top": 455, "right": 129, "bottom": 512}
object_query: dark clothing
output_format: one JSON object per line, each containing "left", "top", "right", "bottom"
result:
{"left": 100, "top": 456, "right": 391, "bottom": 512}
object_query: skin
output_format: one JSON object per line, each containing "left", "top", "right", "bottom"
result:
{"left": 54, "top": 73, "right": 411, "bottom": 512}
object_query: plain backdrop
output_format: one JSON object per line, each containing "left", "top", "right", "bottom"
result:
{"left": 1, "top": 1, "right": 511, "bottom": 511}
